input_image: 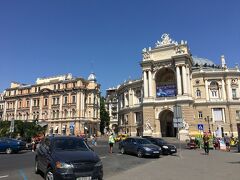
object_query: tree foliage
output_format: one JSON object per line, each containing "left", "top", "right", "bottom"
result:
{"left": 100, "top": 96, "right": 110, "bottom": 134}
{"left": 0, "top": 120, "right": 47, "bottom": 142}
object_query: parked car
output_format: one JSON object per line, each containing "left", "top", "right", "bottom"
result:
{"left": 119, "top": 137, "right": 161, "bottom": 158}
{"left": 0, "top": 137, "right": 26, "bottom": 154}
{"left": 143, "top": 137, "right": 177, "bottom": 155}
{"left": 35, "top": 136, "right": 103, "bottom": 180}
{"left": 115, "top": 134, "right": 129, "bottom": 142}
{"left": 186, "top": 139, "right": 198, "bottom": 149}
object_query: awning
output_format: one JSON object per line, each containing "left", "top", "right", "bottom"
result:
{"left": 54, "top": 126, "right": 59, "bottom": 131}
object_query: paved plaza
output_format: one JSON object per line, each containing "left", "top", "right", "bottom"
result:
{"left": 106, "top": 148, "right": 240, "bottom": 180}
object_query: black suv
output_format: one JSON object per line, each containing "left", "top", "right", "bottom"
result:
{"left": 35, "top": 136, "right": 103, "bottom": 180}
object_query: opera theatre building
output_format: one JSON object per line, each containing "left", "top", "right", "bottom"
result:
{"left": 113, "top": 34, "right": 240, "bottom": 139}
{"left": 2, "top": 73, "right": 101, "bottom": 136}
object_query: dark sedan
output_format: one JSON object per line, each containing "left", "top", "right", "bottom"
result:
{"left": 119, "top": 137, "right": 161, "bottom": 158}
{"left": 143, "top": 137, "right": 177, "bottom": 155}
{"left": 0, "top": 137, "right": 26, "bottom": 154}
{"left": 35, "top": 136, "right": 103, "bottom": 180}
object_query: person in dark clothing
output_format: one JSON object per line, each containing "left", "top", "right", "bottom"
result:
{"left": 203, "top": 133, "right": 210, "bottom": 155}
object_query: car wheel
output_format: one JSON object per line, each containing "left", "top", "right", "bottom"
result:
{"left": 45, "top": 168, "right": 54, "bottom": 180}
{"left": 35, "top": 159, "right": 40, "bottom": 174}
{"left": 6, "top": 148, "right": 12, "bottom": 154}
{"left": 137, "top": 150, "right": 143, "bottom": 158}
{"left": 120, "top": 147, "right": 125, "bottom": 154}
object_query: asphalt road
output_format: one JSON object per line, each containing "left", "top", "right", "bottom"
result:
{"left": 0, "top": 138, "right": 164, "bottom": 180}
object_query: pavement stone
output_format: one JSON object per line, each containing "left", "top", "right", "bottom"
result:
{"left": 105, "top": 149, "right": 240, "bottom": 180}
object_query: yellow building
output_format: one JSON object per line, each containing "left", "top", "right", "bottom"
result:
{"left": 113, "top": 34, "right": 240, "bottom": 140}
{"left": 3, "top": 73, "right": 101, "bottom": 136}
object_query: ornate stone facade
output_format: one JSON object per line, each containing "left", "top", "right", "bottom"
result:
{"left": 2, "top": 73, "right": 101, "bottom": 136}
{"left": 112, "top": 34, "right": 240, "bottom": 139}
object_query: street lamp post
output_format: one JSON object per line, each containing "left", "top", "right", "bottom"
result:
{"left": 204, "top": 116, "right": 211, "bottom": 134}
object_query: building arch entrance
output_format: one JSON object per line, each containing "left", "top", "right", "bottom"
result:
{"left": 159, "top": 110, "right": 176, "bottom": 137}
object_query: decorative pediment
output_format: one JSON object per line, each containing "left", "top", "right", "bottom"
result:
{"left": 40, "top": 88, "right": 52, "bottom": 93}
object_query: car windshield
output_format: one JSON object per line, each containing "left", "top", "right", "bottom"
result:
{"left": 135, "top": 139, "right": 152, "bottom": 144}
{"left": 156, "top": 139, "right": 167, "bottom": 144}
{"left": 53, "top": 138, "right": 89, "bottom": 151}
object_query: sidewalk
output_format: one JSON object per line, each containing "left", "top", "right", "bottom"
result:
{"left": 105, "top": 149, "right": 240, "bottom": 180}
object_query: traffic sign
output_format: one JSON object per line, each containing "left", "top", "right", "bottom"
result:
{"left": 173, "top": 118, "right": 183, "bottom": 123}
{"left": 198, "top": 124, "right": 204, "bottom": 131}
{"left": 174, "top": 122, "right": 184, "bottom": 128}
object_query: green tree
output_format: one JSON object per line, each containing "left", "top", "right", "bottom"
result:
{"left": 100, "top": 96, "right": 110, "bottom": 134}
{"left": 0, "top": 120, "right": 47, "bottom": 141}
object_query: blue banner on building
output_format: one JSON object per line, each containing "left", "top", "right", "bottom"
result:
{"left": 156, "top": 84, "right": 176, "bottom": 97}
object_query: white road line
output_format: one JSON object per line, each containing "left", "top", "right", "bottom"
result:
{"left": 0, "top": 175, "right": 9, "bottom": 179}
{"left": 100, "top": 156, "right": 106, "bottom": 159}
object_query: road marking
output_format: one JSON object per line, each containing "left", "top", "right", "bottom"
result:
{"left": 0, "top": 175, "right": 9, "bottom": 179}
{"left": 100, "top": 156, "right": 106, "bottom": 159}
{"left": 116, "top": 153, "right": 122, "bottom": 156}
{"left": 19, "top": 169, "right": 28, "bottom": 180}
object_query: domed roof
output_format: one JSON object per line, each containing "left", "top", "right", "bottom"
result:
{"left": 88, "top": 72, "right": 96, "bottom": 82}
{"left": 192, "top": 56, "right": 215, "bottom": 66}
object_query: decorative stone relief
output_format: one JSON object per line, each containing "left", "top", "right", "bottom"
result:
{"left": 155, "top": 33, "right": 178, "bottom": 47}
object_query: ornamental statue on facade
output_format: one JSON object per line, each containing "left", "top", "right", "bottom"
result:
{"left": 155, "top": 33, "right": 178, "bottom": 47}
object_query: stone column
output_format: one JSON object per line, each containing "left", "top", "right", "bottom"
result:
{"left": 148, "top": 71, "right": 152, "bottom": 97}
{"left": 187, "top": 66, "right": 191, "bottom": 96}
{"left": 221, "top": 79, "right": 226, "bottom": 100}
{"left": 205, "top": 80, "right": 209, "bottom": 101}
{"left": 132, "top": 89, "right": 135, "bottom": 105}
{"left": 76, "top": 92, "right": 80, "bottom": 117}
{"left": 80, "top": 92, "right": 84, "bottom": 117}
{"left": 143, "top": 71, "right": 149, "bottom": 97}
{"left": 59, "top": 95, "right": 63, "bottom": 118}
{"left": 14, "top": 100, "right": 18, "bottom": 120}
{"left": 176, "top": 66, "right": 182, "bottom": 95}
{"left": 238, "top": 79, "right": 240, "bottom": 98}
{"left": 109, "top": 104, "right": 112, "bottom": 117}
{"left": 182, "top": 65, "right": 188, "bottom": 94}
{"left": 30, "top": 98, "right": 33, "bottom": 120}
{"left": 227, "top": 79, "right": 232, "bottom": 100}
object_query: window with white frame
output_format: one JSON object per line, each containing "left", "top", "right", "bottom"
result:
{"left": 213, "top": 108, "right": 223, "bottom": 122}
{"left": 232, "top": 89, "right": 237, "bottom": 99}
{"left": 198, "top": 111, "right": 203, "bottom": 119}
{"left": 236, "top": 110, "right": 240, "bottom": 121}
{"left": 196, "top": 89, "right": 201, "bottom": 97}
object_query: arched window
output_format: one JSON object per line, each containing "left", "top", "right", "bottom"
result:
{"left": 155, "top": 68, "right": 176, "bottom": 97}
{"left": 72, "top": 109, "right": 76, "bottom": 117}
{"left": 210, "top": 81, "right": 219, "bottom": 99}
{"left": 196, "top": 89, "right": 201, "bottom": 97}
{"left": 64, "top": 109, "right": 68, "bottom": 118}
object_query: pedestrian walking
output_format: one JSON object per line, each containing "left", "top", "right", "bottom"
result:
{"left": 108, "top": 133, "right": 115, "bottom": 153}
{"left": 224, "top": 133, "right": 231, "bottom": 152}
{"left": 203, "top": 133, "right": 210, "bottom": 155}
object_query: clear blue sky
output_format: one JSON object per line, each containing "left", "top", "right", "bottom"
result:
{"left": 0, "top": 0, "right": 239, "bottom": 95}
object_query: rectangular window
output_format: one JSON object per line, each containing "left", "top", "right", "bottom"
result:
{"left": 58, "top": 84, "right": 60, "bottom": 89}
{"left": 44, "top": 99, "right": 48, "bottom": 106}
{"left": 64, "top": 96, "right": 68, "bottom": 104}
{"left": 232, "top": 89, "right": 237, "bottom": 99}
{"left": 213, "top": 108, "right": 223, "bottom": 122}
{"left": 34, "top": 99, "right": 37, "bottom": 106}
{"left": 198, "top": 111, "right": 203, "bottom": 119}
{"left": 26, "top": 100, "right": 30, "bottom": 107}
{"left": 72, "top": 96, "right": 76, "bottom": 104}
{"left": 54, "top": 85, "right": 56, "bottom": 90}
{"left": 236, "top": 110, "right": 240, "bottom": 121}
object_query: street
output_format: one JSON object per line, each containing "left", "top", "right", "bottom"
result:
{"left": 0, "top": 138, "right": 239, "bottom": 180}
